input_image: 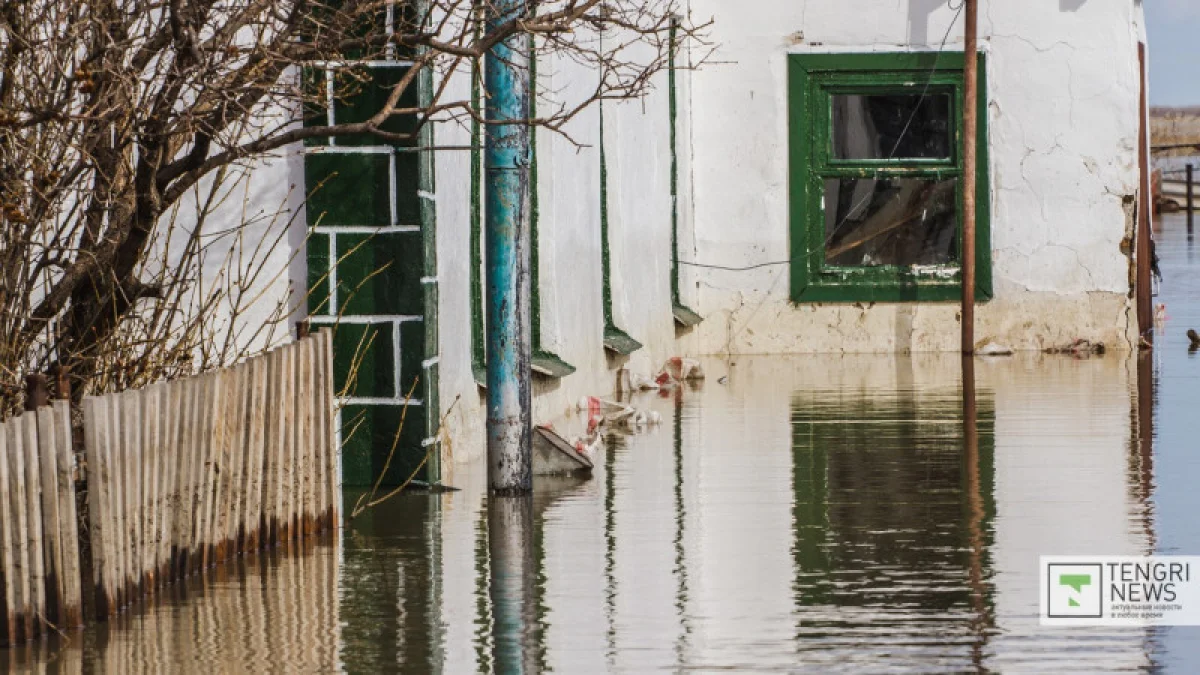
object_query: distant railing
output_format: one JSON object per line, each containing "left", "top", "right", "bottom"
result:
{"left": 0, "top": 329, "right": 339, "bottom": 646}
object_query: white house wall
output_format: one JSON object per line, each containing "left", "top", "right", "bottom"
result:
{"left": 679, "top": 0, "right": 1145, "bottom": 354}
{"left": 432, "top": 1, "right": 1147, "bottom": 460}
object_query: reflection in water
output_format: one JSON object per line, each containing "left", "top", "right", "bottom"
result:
{"left": 21, "top": 276, "right": 1200, "bottom": 671}
{"left": 789, "top": 360, "right": 995, "bottom": 670}
{"left": 5, "top": 538, "right": 342, "bottom": 673}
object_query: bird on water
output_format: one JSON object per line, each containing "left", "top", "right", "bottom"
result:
{"left": 1188, "top": 329, "right": 1200, "bottom": 350}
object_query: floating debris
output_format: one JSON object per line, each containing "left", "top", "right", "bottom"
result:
{"left": 1045, "top": 339, "right": 1107, "bottom": 357}
{"left": 974, "top": 338, "right": 1014, "bottom": 356}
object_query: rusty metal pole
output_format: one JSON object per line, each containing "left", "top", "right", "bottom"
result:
{"left": 484, "top": 0, "right": 533, "bottom": 494}
{"left": 24, "top": 374, "right": 49, "bottom": 412}
{"left": 961, "top": 0, "right": 979, "bottom": 356}
{"left": 1137, "top": 42, "right": 1153, "bottom": 345}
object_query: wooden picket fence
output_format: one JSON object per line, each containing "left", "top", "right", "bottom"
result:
{"left": 0, "top": 329, "right": 339, "bottom": 646}
{"left": 0, "top": 400, "right": 81, "bottom": 646}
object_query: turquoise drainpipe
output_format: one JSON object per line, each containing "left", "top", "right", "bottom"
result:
{"left": 484, "top": 0, "right": 533, "bottom": 494}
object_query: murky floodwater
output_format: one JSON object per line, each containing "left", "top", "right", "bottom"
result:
{"left": 8, "top": 215, "right": 1200, "bottom": 673}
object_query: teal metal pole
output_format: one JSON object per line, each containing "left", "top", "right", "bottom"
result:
{"left": 484, "top": 0, "right": 533, "bottom": 494}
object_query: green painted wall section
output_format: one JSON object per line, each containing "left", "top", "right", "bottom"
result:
{"left": 303, "top": 15, "right": 439, "bottom": 487}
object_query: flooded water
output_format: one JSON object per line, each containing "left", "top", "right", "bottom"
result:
{"left": 8, "top": 215, "right": 1200, "bottom": 672}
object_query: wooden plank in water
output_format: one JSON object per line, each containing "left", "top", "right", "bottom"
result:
{"left": 182, "top": 376, "right": 203, "bottom": 577}
{"left": 140, "top": 386, "right": 158, "bottom": 594}
{"left": 163, "top": 379, "right": 183, "bottom": 584}
{"left": 107, "top": 393, "right": 127, "bottom": 609}
{"left": 0, "top": 419, "right": 17, "bottom": 645}
{"left": 151, "top": 383, "right": 170, "bottom": 589}
{"left": 311, "top": 332, "right": 330, "bottom": 531}
{"left": 7, "top": 417, "right": 30, "bottom": 641}
{"left": 210, "top": 369, "right": 232, "bottom": 563}
{"left": 199, "top": 374, "right": 220, "bottom": 569}
{"left": 532, "top": 426, "right": 595, "bottom": 476}
{"left": 82, "top": 397, "right": 113, "bottom": 619}
{"left": 317, "top": 330, "right": 340, "bottom": 529}
{"left": 230, "top": 364, "right": 248, "bottom": 557}
{"left": 295, "top": 338, "right": 313, "bottom": 538}
{"left": 35, "top": 406, "right": 64, "bottom": 628}
{"left": 245, "top": 356, "right": 267, "bottom": 552}
{"left": 281, "top": 345, "right": 296, "bottom": 543}
{"left": 263, "top": 350, "right": 281, "bottom": 545}
{"left": 122, "top": 390, "right": 142, "bottom": 601}
{"left": 52, "top": 401, "right": 82, "bottom": 629}
{"left": 20, "top": 413, "right": 46, "bottom": 637}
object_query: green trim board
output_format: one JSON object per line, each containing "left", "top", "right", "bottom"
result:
{"left": 469, "top": 7, "right": 486, "bottom": 387}
{"left": 529, "top": 52, "right": 577, "bottom": 377}
{"left": 787, "top": 52, "right": 992, "bottom": 304}
{"left": 668, "top": 18, "right": 702, "bottom": 328}
{"left": 598, "top": 106, "right": 644, "bottom": 355}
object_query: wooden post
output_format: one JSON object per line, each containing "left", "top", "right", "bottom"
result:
{"left": 53, "top": 401, "right": 82, "bottom": 628}
{"left": 312, "top": 332, "right": 331, "bottom": 531}
{"left": 179, "top": 377, "right": 201, "bottom": 579}
{"left": 281, "top": 346, "right": 296, "bottom": 544}
{"left": 164, "top": 380, "right": 184, "bottom": 583}
{"left": 0, "top": 419, "right": 17, "bottom": 645}
{"left": 297, "top": 339, "right": 314, "bottom": 537}
{"left": 82, "top": 397, "right": 113, "bottom": 619}
{"left": 200, "top": 374, "right": 221, "bottom": 569}
{"left": 7, "top": 418, "right": 30, "bottom": 640}
{"left": 323, "top": 330, "right": 340, "bottom": 528}
{"left": 20, "top": 413, "right": 46, "bottom": 637}
{"left": 1137, "top": 42, "right": 1153, "bottom": 345}
{"left": 142, "top": 386, "right": 160, "bottom": 593}
{"left": 35, "top": 407, "right": 64, "bottom": 628}
{"left": 211, "top": 370, "right": 233, "bottom": 563}
{"left": 264, "top": 350, "right": 282, "bottom": 546}
{"left": 245, "top": 356, "right": 267, "bottom": 552}
{"left": 108, "top": 393, "right": 127, "bottom": 609}
{"left": 231, "top": 364, "right": 249, "bottom": 556}
{"left": 24, "top": 375, "right": 48, "bottom": 412}
{"left": 961, "top": 0, "right": 978, "bottom": 356}
{"left": 122, "top": 391, "right": 142, "bottom": 601}
{"left": 1188, "top": 164, "right": 1194, "bottom": 234}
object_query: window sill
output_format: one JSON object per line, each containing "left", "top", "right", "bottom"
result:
{"left": 603, "top": 326, "right": 643, "bottom": 355}
{"left": 532, "top": 351, "right": 576, "bottom": 378}
{"left": 672, "top": 303, "right": 704, "bottom": 327}
{"left": 791, "top": 279, "right": 993, "bottom": 304}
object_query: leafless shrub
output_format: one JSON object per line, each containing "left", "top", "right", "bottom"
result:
{"left": 0, "top": 0, "right": 709, "bottom": 418}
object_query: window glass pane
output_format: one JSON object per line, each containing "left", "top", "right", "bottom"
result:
{"left": 823, "top": 177, "right": 958, "bottom": 267}
{"left": 831, "top": 93, "right": 951, "bottom": 160}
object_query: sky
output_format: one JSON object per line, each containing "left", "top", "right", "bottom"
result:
{"left": 1147, "top": 0, "right": 1200, "bottom": 107}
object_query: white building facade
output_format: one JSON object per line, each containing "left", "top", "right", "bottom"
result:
{"left": 428, "top": 0, "right": 1151, "bottom": 467}
{"left": 247, "top": 0, "right": 1152, "bottom": 479}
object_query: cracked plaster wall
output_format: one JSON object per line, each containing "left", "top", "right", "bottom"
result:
{"left": 678, "top": 0, "right": 1147, "bottom": 353}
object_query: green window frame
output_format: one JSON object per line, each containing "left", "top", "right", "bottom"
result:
{"left": 788, "top": 52, "right": 992, "bottom": 303}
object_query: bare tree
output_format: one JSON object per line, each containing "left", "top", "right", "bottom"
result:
{"left": 0, "top": 0, "right": 708, "bottom": 417}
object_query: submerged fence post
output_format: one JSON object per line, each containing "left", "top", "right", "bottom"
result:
{"left": 484, "top": 0, "right": 534, "bottom": 494}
